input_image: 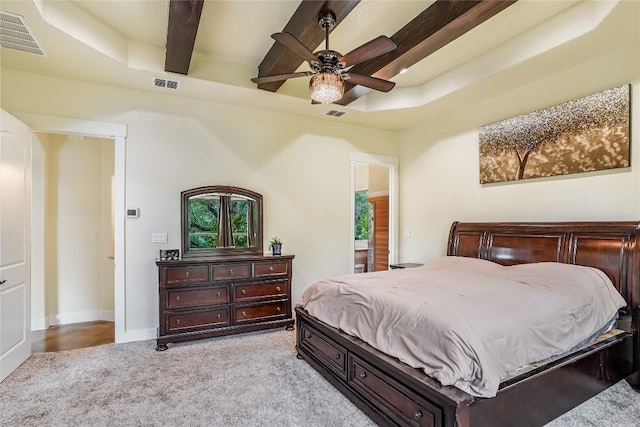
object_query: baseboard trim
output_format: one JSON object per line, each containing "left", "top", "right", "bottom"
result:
{"left": 48, "top": 309, "right": 115, "bottom": 326}
{"left": 30, "top": 317, "right": 49, "bottom": 331}
{"left": 117, "top": 328, "right": 156, "bottom": 343}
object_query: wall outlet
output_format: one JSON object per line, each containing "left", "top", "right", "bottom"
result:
{"left": 152, "top": 233, "right": 168, "bottom": 243}
{"left": 404, "top": 229, "right": 412, "bottom": 238}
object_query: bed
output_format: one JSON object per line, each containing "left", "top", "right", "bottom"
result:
{"left": 294, "top": 221, "right": 640, "bottom": 427}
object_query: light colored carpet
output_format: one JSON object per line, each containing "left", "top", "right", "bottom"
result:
{"left": 1, "top": 329, "right": 639, "bottom": 426}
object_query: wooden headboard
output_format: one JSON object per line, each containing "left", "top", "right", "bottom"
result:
{"left": 447, "top": 221, "right": 640, "bottom": 316}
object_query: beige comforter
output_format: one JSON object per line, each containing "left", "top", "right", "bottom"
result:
{"left": 301, "top": 256, "right": 626, "bottom": 397}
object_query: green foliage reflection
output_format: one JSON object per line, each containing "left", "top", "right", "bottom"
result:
{"left": 188, "top": 197, "right": 251, "bottom": 248}
{"left": 355, "top": 190, "right": 370, "bottom": 240}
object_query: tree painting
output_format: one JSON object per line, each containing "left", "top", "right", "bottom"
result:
{"left": 479, "top": 85, "right": 630, "bottom": 184}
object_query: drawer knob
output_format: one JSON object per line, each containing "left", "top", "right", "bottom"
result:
{"left": 359, "top": 372, "right": 367, "bottom": 379}
{"left": 305, "top": 332, "right": 312, "bottom": 339}
{"left": 334, "top": 354, "right": 341, "bottom": 360}
{"left": 216, "top": 292, "right": 221, "bottom": 298}
{"left": 242, "top": 311, "right": 247, "bottom": 317}
{"left": 217, "top": 314, "right": 221, "bottom": 319}
{"left": 229, "top": 269, "right": 234, "bottom": 275}
{"left": 242, "top": 290, "right": 247, "bottom": 295}
{"left": 276, "top": 306, "right": 281, "bottom": 312}
{"left": 185, "top": 271, "right": 190, "bottom": 277}
{"left": 176, "top": 296, "right": 181, "bottom": 301}
{"left": 176, "top": 318, "right": 181, "bottom": 325}
{"left": 269, "top": 266, "right": 274, "bottom": 272}
{"left": 276, "top": 286, "right": 281, "bottom": 292}
{"left": 413, "top": 411, "right": 422, "bottom": 421}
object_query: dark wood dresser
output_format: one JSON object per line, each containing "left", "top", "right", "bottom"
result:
{"left": 156, "top": 254, "right": 294, "bottom": 350}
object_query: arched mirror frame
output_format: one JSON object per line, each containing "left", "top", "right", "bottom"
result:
{"left": 181, "top": 186, "right": 263, "bottom": 258}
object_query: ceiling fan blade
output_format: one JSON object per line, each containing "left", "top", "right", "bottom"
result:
{"left": 345, "top": 73, "right": 396, "bottom": 92}
{"left": 271, "top": 32, "right": 319, "bottom": 65}
{"left": 251, "top": 71, "right": 314, "bottom": 84}
{"left": 338, "top": 36, "right": 396, "bottom": 68}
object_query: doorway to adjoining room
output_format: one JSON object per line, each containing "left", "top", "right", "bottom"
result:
{"left": 354, "top": 164, "right": 390, "bottom": 273}
{"left": 350, "top": 152, "right": 397, "bottom": 274}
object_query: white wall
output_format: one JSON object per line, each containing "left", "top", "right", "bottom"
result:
{"left": 0, "top": 69, "right": 398, "bottom": 338}
{"left": 398, "top": 43, "right": 640, "bottom": 263}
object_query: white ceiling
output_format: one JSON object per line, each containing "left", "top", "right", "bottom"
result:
{"left": 1, "top": 0, "right": 638, "bottom": 131}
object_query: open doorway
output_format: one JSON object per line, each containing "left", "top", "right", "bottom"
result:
{"left": 31, "top": 132, "right": 115, "bottom": 349}
{"left": 18, "top": 112, "right": 126, "bottom": 344}
{"left": 354, "top": 164, "right": 390, "bottom": 272}
{"left": 350, "top": 152, "right": 398, "bottom": 274}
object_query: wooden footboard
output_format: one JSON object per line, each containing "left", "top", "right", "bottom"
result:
{"left": 296, "top": 306, "right": 636, "bottom": 427}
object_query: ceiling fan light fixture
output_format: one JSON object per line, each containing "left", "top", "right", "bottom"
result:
{"left": 309, "top": 72, "right": 344, "bottom": 104}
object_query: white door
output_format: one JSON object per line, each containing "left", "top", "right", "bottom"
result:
{"left": 0, "top": 109, "right": 32, "bottom": 382}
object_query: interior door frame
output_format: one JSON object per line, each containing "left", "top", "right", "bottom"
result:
{"left": 349, "top": 152, "right": 398, "bottom": 273}
{"left": 15, "top": 112, "right": 127, "bottom": 343}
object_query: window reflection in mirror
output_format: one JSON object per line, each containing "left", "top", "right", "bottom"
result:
{"left": 188, "top": 194, "right": 254, "bottom": 248}
{"left": 182, "top": 186, "right": 263, "bottom": 257}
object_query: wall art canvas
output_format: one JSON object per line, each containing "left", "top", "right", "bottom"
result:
{"left": 479, "top": 85, "right": 630, "bottom": 184}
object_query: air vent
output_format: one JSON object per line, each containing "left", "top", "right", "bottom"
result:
{"left": 326, "top": 110, "right": 346, "bottom": 117}
{"left": 0, "top": 11, "right": 45, "bottom": 56}
{"left": 153, "top": 77, "right": 181, "bottom": 90}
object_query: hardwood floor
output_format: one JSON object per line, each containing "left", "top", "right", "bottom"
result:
{"left": 31, "top": 321, "right": 115, "bottom": 353}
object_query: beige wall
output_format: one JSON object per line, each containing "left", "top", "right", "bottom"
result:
{"left": 1, "top": 69, "right": 398, "bottom": 337}
{"left": 355, "top": 164, "right": 368, "bottom": 192}
{"left": 30, "top": 132, "right": 47, "bottom": 330}
{"left": 368, "top": 164, "right": 389, "bottom": 196}
{"left": 397, "top": 43, "right": 640, "bottom": 264}
{"left": 41, "top": 134, "right": 114, "bottom": 325}
{"left": 354, "top": 164, "right": 389, "bottom": 195}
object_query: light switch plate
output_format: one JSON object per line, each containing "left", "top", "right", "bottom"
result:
{"left": 152, "top": 233, "right": 168, "bottom": 243}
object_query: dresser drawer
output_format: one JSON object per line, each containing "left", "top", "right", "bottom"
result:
{"left": 350, "top": 357, "right": 442, "bottom": 427}
{"left": 165, "top": 266, "right": 209, "bottom": 285}
{"left": 299, "top": 323, "right": 347, "bottom": 380}
{"left": 166, "top": 308, "right": 229, "bottom": 332}
{"left": 166, "top": 287, "right": 229, "bottom": 309}
{"left": 235, "top": 280, "right": 287, "bottom": 301}
{"left": 212, "top": 264, "right": 251, "bottom": 280}
{"left": 235, "top": 301, "right": 287, "bottom": 323}
{"left": 254, "top": 261, "right": 289, "bottom": 277}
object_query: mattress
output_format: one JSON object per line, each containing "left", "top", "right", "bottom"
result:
{"left": 301, "top": 256, "right": 626, "bottom": 397}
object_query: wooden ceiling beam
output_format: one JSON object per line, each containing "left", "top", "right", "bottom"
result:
{"left": 165, "top": 0, "right": 205, "bottom": 75}
{"left": 335, "top": 0, "right": 518, "bottom": 106}
{"left": 256, "top": 0, "right": 360, "bottom": 92}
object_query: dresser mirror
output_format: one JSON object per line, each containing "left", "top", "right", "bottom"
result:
{"left": 181, "top": 186, "right": 263, "bottom": 258}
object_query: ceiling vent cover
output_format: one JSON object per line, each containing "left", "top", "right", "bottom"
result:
{"left": 153, "top": 77, "right": 181, "bottom": 90}
{"left": 326, "top": 110, "right": 346, "bottom": 117}
{"left": 0, "top": 11, "right": 45, "bottom": 56}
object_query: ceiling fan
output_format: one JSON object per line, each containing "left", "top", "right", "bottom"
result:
{"left": 251, "top": 10, "right": 397, "bottom": 105}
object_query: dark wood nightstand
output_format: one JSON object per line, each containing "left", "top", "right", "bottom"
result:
{"left": 389, "top": 263, "right": 423, "bottom": 269}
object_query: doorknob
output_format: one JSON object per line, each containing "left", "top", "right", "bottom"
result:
{"left": 0, "top": 280, "right": 6, "bottom": 285}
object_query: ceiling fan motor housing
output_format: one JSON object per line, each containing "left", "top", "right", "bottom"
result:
{"left": 314, "top": 50, "right": 343, "bottom": 73}
{"left": 318, "top": 11, "right": 336, "bottom": 31}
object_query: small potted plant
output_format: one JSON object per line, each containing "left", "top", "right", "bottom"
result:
{"left": 269, "top": 236, "right": 282, "bottom": 256}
